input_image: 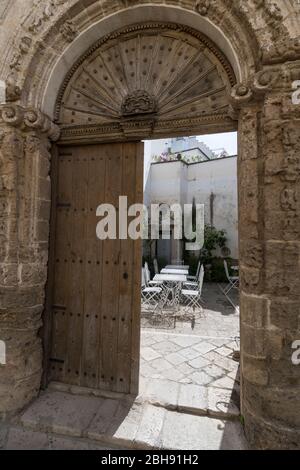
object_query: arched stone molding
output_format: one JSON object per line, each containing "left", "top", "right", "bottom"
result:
{"left": 1, "top": 1, "right": 262, "bottom": 114}
{"left": 2, "top": 1, "right": 299, "bottom": 111}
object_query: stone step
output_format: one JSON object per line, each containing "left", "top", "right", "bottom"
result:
{"left": 138, "top": 378, "right": 240, "bottom": 420}
{"left": 49, "top": 378, "right": 240, "bottom": 421}
{"left": 15, "top": 390, "right": 247, "bottom": 450}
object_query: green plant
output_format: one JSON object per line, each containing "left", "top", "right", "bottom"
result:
{"left": 200, "top": 225, "right": 227, "bottom": 266}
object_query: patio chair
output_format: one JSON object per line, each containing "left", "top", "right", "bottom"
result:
{"left": 186, "top": 260, "right": 201, "bottom": 282}
{"left": 141, "top": 268, "right": 162, "bottom": 309}
{"left": 181, "top": 265, "right": 205, "bottom": 315}
{"left": 153, "top": 258, "right": 159, "bottom": 275}
{"left": 144, "top": 262, "right": 163, "bottom": 287}
{"left": 183, "top": 261, "right": 201, "bottom": 289}
{"left": 223, "top": 260, "right": 239, "bottom": 295}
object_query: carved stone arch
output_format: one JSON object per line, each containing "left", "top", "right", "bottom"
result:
{"left": 2, "top": 1, "right": 300, "bottom": 109}
{"left": 19, "top": 2, "right": 257, "bottom": 112}
{"left": 56, "top": 22, "right": 237, "bottom": 142}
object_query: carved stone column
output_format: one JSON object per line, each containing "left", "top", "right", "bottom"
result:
{"left": 0, "top": 105, "right": 59, "bottom": 419}
{"left": 235, "top": 66, "right": 300, "bottom": 449}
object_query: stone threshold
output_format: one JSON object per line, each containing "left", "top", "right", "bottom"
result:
{"left": 1, "top": 386, "right": 247, "bottom": 450}
{"left": 49, "top": 379, "right": 240, "bottom": 421}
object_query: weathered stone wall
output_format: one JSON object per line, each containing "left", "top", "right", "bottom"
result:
{"left": 237, "top": 64, "right": 300, "bottom": 448}
{"left": 0, "top": 105, "right": 59, "bottom": 419}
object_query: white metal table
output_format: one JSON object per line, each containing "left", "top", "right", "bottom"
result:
{"left": 154, "top": 274, "right": 187, "bottom": 282}
{"left": 161, "top": 268, "right": 189, "bottom": 275}
{"left": 165, "top": 265, "right": 189, "bottom": 270}
{"left": 153, "top": 274, "right": 187, "bottom": 312}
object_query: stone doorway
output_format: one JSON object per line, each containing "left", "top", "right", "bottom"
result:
{"left": 44, "top": 22, "right": 238, "bottom": 395}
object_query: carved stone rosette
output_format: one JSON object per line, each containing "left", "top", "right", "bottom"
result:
{"left": 121, "top": 90, "right": 157, "bottom": 117}
{"left": 0, "top": 105, "right": 59, "bottom": 419}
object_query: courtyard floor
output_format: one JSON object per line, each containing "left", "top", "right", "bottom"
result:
{"left": 138, "top": 283, "right": 241, "bottom": 421}
{"left": 140, "top": 283, "right": 240, "bottom": 389}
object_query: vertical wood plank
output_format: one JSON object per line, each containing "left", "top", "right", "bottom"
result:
{"left": 99, "top": 144, "right": 122, "bottom": 391}
{"left": 64, "top": 146, "right": 88, "bottom": 385}
{"left": 130, "top": 142, "right": 144, "bottom": 395}
{"left": 81, "top": 146, "right": 105, "bottom": 388}
{"left": 50, "top": 149, "right": 73, "bottom": 383}
{"left": 114, "top": 143, "right": 136, "bottom": 393}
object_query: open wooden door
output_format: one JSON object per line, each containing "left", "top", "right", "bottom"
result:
{"left": 47, "top": 142, "right": 144, "bottom": 395}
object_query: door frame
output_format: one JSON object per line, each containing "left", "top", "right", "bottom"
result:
{"left": 42, "top": 127, "right": 238, "bottom": 391}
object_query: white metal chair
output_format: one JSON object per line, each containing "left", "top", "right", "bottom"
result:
{"left": 181, "top": 265, "right": 205, "bottom": 314}
{"left": 183, "top": 262, "right": 201, "bottom": 289}
{"left": 186, "top": 260, "right": 201, "bottom": 282}
{"left": 223, "top": 260, "right": 239, "bottom": 295}
{"left": 144, "top": 262, "right": 163, "bottom": 287}
{"left": 141, "top": 268, "right": 162, "bottom": 309}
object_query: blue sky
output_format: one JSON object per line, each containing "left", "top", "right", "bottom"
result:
{"left": 197, "top": 132, "right": 237, "bottom": 156}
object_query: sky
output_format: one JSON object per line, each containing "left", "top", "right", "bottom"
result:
{"left": 197, "top": 132, "right": 237, "bottom": 156}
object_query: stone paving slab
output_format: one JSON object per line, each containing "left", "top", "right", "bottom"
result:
{"left": 134, "top": 405, "right": 166, "bottom": 449}
{"left": 141, "top": 378, "right": 180, "bottom": 410}
{"left": 11, "top": 388, "right": 244, "bottom": 450}
{"left": 5, "top": 426, "right": 49, "bottom": 450}
{"left": 141, "top": 331, "right": 240, "bottom": 388}
{"left": 139, "top": 378, "right": 239, "bottom": 420}
{"left": 177, "top": 384, "right": 208, "bottom": 414}
{"left": 87, "top": 400, "right": 145, "bottom": 448}
{"left": 20, "top": 391, "right": 101, "bottom": 437}
{"left": 161, "top": 412, "right": 247, "bottom": 450}
{"left": 3, "top": 425, "right": 119, "bottom": 450}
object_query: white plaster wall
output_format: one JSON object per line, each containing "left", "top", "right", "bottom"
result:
{"left": 146, "top": 157, "right": 238, "bottom": 258}
{"left": 149, "top": 161, "right": 184, "bottom": 207}
{"left": 187, "top": 157, "right": 238, "bottom": 258}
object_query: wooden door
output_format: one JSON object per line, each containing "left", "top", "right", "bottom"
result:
{"left": 48, "top": 142, "right": 143, "bottom": 395}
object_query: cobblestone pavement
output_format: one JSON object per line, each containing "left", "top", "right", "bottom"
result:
{"left": 140, "top": 283, "right": 240, "bottom": 391}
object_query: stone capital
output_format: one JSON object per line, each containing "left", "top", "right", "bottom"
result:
{"left": 0, "top": 104, "right": 60, "bottom": 141}
{"left": 230, "top": 66, "right": 289, "bottom": 110}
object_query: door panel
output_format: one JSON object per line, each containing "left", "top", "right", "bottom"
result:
{"left": 49, "top": 142, "right": 144, "bottom": 394}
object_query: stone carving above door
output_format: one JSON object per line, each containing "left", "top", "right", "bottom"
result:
{"left": 57, "top": 23, "right": 237, "bottom": 141}
{"left": 121, "top": 90, "right": 157, "bottom": 116}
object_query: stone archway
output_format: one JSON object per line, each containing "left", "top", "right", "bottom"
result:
{"left": 0, "top": 1, "right": 299, "bottom": 450}
{"left": 44, "top": 20, "right": 238, "bottom": 397}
